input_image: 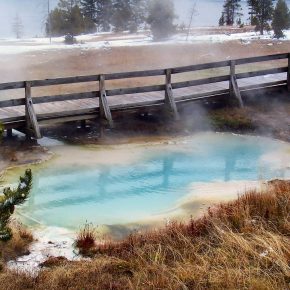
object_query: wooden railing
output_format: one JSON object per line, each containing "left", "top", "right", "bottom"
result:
{"left": 0, "top": 53, "right": 289, "bottom": 139}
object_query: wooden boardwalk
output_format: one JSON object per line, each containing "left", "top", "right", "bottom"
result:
{"left": 0, "top": 53, "right": 289, "bottom": 139}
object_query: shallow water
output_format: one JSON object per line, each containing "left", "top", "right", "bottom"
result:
{"left": 12, "top": 132, "right": 290, "bottom": 233}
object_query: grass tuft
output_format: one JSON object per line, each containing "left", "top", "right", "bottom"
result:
{"left": 0, "top": 222, "right": 33, "bottom": 263}
{"left": 75, "top": 223, "right": 97, "bottom": 256}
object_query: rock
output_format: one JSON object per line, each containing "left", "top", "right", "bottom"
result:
{"left": 39, "top": 256, "right": 68, "bottom": 268}
{"left": 23, "top": 250, "right": 31, "bottom": 256}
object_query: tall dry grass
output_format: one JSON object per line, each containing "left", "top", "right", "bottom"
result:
{"left": 0, "top": 181, "right": 289, "bottom": 289}
{"left": 0, "top": 221, "right": 33, "bottom": 262}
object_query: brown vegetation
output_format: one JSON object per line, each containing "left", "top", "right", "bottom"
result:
{"left": 0, "top": 222, "right": 33, "bottom": 262}
{"left": 75, "top": 223, "right": 97, "bottom": 256}
{"left": 210, "top": 107, "right": 255, "bottom": 131}
{"left": 0, "top": 181, "right": 289, "bottom": 289}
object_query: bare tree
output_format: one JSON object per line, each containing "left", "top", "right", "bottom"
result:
{"left": 12, "top": 14, "right": 24, "bottom": 39}
{"left": 47, "top": 0, "right": 52, "bottom": 43}
{"left": 186, "top": 3, "right": 198, "bottom": 41}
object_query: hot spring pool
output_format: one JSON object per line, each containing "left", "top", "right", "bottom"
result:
{"left": 11, "top": 133, "right": 290, "bottom": 234}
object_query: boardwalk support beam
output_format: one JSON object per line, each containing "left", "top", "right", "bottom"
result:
{"left": 165, "top": 69, "right": 179, "bottom": 120}
{"left": 230, "top": 61, "right": 244, "bottom": 108}
{"left": 25, "top": 81, "right": 41, "bottom": 139}
{"left": 99, "top": 75, "right": 114, "bottom": 128}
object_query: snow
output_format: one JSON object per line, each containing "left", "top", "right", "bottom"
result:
{"left": 0, "top": 29, "right": 290, "bottom": 55}
{"left": 19, "top": 182, "right": 27, "bottom": 190}
{"left": 7, "top": 226, "right": 80, "bottom": 274}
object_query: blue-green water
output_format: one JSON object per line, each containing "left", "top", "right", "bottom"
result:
{"left": 18, "top": 133, "right": 290, "bottom": 231}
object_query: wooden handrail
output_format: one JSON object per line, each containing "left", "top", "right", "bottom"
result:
{"left": 0, "top": 53, "right": 288, "bottom": 91}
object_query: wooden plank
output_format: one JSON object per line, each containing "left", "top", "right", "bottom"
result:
{"left": 230, "top": 61, "right": 244, "bottom": 108}
{"left": 236, "top": 67, "right": 287, "bottom": 79}
{"left": 110, "top": 99, "right": 164, "bottom": 111}
{"left": 107, "top": 84, "right": 165, "bottom": 96}
{"left": 0, "top": 98, "right": 25, "bottom": 108}
{"left": 165, "top": 69, "right": 179, "bottom": 120}
{"left": 33, "top": 91, "right": 97, "bottom": 104}
{"left": 25, "top": 81, "right": 42, "bottom": 139}
{"left": 105, "top": 69, "right": 165, "bottom": 80}
{"left": 235, "top": 53, "right": 288, "bottom": 65}
{"left": 0, "top": 81, "right": 25, "bottom": 91}
{"left": 240, "top": 81, "right": 287, "bottom": 92}
{"left": 39, "top": 114, "right": 97, "bottom": 125}
{"left": 38, "top": 109, "right": 98, "bottom": 125}
{"left": 32, "top": 75, "right": 100, "bottom": 87}
{"left": 175, "top": 89, "right": 229, "bottom": 102}
{"left": 99, "top": 75, "right": 114, "bottom": 128}
{"left": 172, "top": 75, "right": 230, "bottom": 90}
{"left": 172, "top": 60, "right": 230, "bottom": 74}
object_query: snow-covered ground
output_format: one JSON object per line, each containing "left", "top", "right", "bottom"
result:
{"left": 7, "top": 226, "right": 78, "bottom": 274}
{"left": 0, "top": 29, "right": 289, "bottom": 55}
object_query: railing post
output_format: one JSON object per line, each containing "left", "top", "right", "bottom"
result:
{"left": 25, "top": 81, "right": 41, "bottom": 139}
{"left": 165, "top": 69, "right": 179, "bottom": 120}
{"left": 287, "top": 53, "right": 290, "bottom": 92}
{"left": 230, "top": 60, "right": 244, "bottom": 108}
{"left": 99, "top": 75, "right": 114, "bottom": 129}
{"left": 229, "top": 61, "right": 234, "bottom": 96}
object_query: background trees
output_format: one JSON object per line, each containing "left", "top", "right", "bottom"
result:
{"left": 129, "top": 0, "right": 148, "bottom": 33}
{"left": 48, "top": 0, "right": 87, "bottom": 37}
{"left": 247, "top": 0, "right": 258, "bottom": 25}
{"left": 111, "top": 0, "right": 132, "bottom": 32}
{"left": 221, "top": 0, "right": 243, "bottom": 26}
{"left": 48, "top": 0, "right": 176, "bottom": 41}
{"left": 48, "top": 0, "right": 148, "bottom": 35}
{"left": 250, "top": 0, "right": 274, "bottom": 35}
{"left": 272, "top": 0, "right": 290, "bottom": 38}
{"left": 219, "top": 0, "right": 290, "bottom": 38}
{"left": 12, "top": 14, "right": 24, "bottom": 39}
{"left": 80, "top": 0, "right": 98, "bottom": 32}
{"left": 95, "top": 0, "right": 112, "bottom": 32}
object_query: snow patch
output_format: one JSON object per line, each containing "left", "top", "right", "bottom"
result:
{"left": 1, "top": 29, "right": 290, "bottom": 55}
{"left": 7, "top": 226, "right": 80, "bottom": 274}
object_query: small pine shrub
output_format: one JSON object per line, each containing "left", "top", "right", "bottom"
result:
{"left": 0, "top": 170, "right": 32, "bottom": 241}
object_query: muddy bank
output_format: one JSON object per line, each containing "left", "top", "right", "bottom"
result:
{"left": 39, "top": 96, "right": 290, "bottom": 146}
{"left": 0, "top": 138, "right": 52, "bottom": 176}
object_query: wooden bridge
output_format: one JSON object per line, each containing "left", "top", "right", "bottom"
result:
{"left": 0, "top": 53, "right": 289, "bottom": 139}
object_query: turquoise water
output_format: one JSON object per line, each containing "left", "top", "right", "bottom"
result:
{"left": 18, "top": 133, "right": 290, "bottom": 231}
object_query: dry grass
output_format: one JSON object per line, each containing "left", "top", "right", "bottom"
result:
{"left": 0, "top": 181, "right": 289, "bottom": 289}
{"left": 75, "top": 223, "right": 97, "bottom": 256}
{"left": 0, "top": 221, "right": 33, "bottom": 262}
{"left": 209, "top": 107, "right": 255, "bottom": 131}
